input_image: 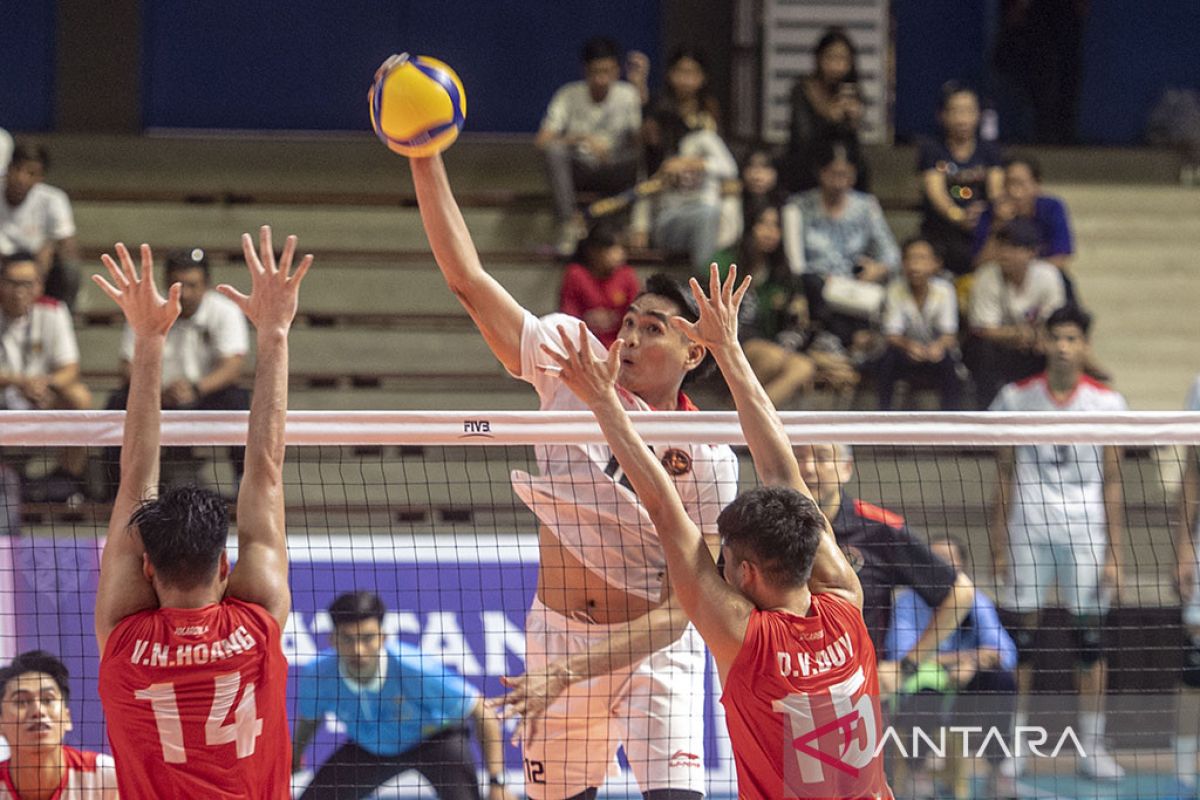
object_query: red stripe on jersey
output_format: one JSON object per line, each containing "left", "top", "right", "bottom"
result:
{"left": 853, "top": 499, "right": 905, "bottom": 528}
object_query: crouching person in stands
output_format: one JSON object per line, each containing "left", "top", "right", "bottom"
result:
{"left": 0, "top": 650, "right": 118, "bottom": 798}
{"left": 0, "top": 251, "right": 92, "bottom": 502}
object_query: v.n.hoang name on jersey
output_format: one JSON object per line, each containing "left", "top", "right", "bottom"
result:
{"left": 128, "top": 626, "right": 258, "bottom": 668}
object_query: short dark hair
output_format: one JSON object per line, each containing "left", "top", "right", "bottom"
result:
{"left": 329, "top": 591, "right": 387, "bottom": 629}
{"left": 1045, "top": 303, "right": 1092, "bottom": 337}
{"left": 9, "top": 143, "right": 49, "bottom": 171}
{"left": 130, "top": 485, "right": 229, "bottom": 588}
{"left": 164, "top": 248, "right": 211, "bottom": 283}
{"left": 0, "top": 251, "right": 39, "bottom": 276}
{"left": 573, "top": 221, "right": 624, "bottom": 264}
{"left": 938, "top": 80, "right": 978, "bottom": 112}
{"left": 0, "top": 650, "right": 70, "bottom": 701}
{"left": 993, "top": 218, "right": 1041, "bottom": 250}
{"left": 582, "top": 36, "right": 620, "bottom": 65}
{"left": 900, "top": 235, "right": 942, "bottom": 261}
{"left": 718, "top": 486, "right": 825, "bottom": 588}
{"left": 632, "top": 273, "right": 712, "bottom": 383}
{"left": 1002, "top": 154, "right": 1043, "bottom": 183}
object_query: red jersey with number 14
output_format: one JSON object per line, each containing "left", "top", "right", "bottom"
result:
{"left": 721, "top": 593, "right": 892, "bottom": 800}
{"left": 98, "top": 598, "right": 290, "bottom": 799}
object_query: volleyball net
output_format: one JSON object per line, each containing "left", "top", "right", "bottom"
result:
{"left": 1, "top": 410, "right": 1199, "bottom": 799}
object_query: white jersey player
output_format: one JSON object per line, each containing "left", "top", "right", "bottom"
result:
{"left": 988, "top": 304, "right": 1127, "bottom": 781}
{"left": 409, "top": 150, "right": 737, "bottom": 800}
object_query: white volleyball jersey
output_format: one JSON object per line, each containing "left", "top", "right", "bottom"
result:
{"left": 510, "top": 312, "right": 740, "bottom": 601}
{"left": 0, "top": 747, "right": 118, "bottom": 799}
{"left": 990, "top": 373, "right": 1126, "bottom": 544}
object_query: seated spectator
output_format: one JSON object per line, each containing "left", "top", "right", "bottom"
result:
{"left": 0, "top": 144, "right": 80, "bottom": 308}
{"left": 885, "top": 536, "right": 1019, "bottom": 799}
{"left": 713, "top": 205, "right": 858, "bottom": 404}
{"left": 536, "top": 37, "right": 642, "bottom": 255}
{"left": 876, "top": 237, "right": 963, "bottom": 410}
{"left": 104, "top": 248, "right": 249, "bottom": 491}
{"left": 966, "top": 219, "right": 1065, "bottom": 407}
{"left": 780, "top": 27, "right": 869, "bottom": 193}
{"left": 558, "top": 222, "right": 640, "bottom": 347}
{"left": 0, "top": 252, "right": 92, "bottom": 501}
{"left": 641, "top": 47, "right": 724, "bottom": 175}
{"left": 736, "top": 144, "right": 785, "bottom": 222}
{"left": 918, "top": 83, "right": 1004, "bottom": 277}
{"left": 0, "top": 649, "right": 118, "bottom": 798}
{"left": 632, "top": 49, "right": 737, "bottom": 270}
{"left": 0, "top": 127, "right": 11, "bottom": 174}
{"left": 974, "top": 155, "right": 1078, "bottom": 300}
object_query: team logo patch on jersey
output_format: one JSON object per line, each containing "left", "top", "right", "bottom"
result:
{"left": 841, "top": 545, "right": 864, "bottom": 573}
{"left": 661, "top": 449, "right": 692, "bottom": 476}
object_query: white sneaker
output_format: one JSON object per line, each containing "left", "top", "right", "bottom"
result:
{"left": 1077, "top": 741, "right": 1125, "bottom": 781}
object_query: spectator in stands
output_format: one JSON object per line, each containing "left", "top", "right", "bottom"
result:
{"left": 876, "top": 237, "right": 963, "bottom": 410}
{"left": 918, "top": 83, "right": 1004, "bottom": 277}
{"left": 0, "top": 650, "right": 118, "bottom": 798}
{"left": 1174, "top": 374, "right": 1200, "bottom": 800}
{"left": 0, "top": 144, "right": 80, "bottom": 308}
{"left": 780, "top": 27, "right": 869, "bottom": 193}
{"left": 974, "top": 155, "right": 1078, "bottom": 300}
{"left": 966, "top": 218, "right": 1065, "bottom": 407}
{"left": 0, "top": 128, "right": 12, "bottom": 175}
{"left": 0, "top": 252, "right": 91, "bottom": 501}
{"left": 886, "top": 535, "right": 1019, "bottom": 798}
{"left": 558, "top": 222, "right": 640, "bottom": 348}
{"left": 537, "top": 37, "right": 642, "bottom": 256}
{"left": 105, "top": 248, "right": 249, "bottom": 491}
{"left": 736, "top": 144, "right": 785, "bottom": 226}
{"left": 793, "top": 443, "right": 975, "bottom": 694}
{"left": 632, "top": 49, "right": 737, "bottom": 270}
{"left": 292, "top": 591, "right": 515, "bottom": 800}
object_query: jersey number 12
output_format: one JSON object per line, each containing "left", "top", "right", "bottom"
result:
{"left": 135, "top": 671, "right": 263, "bottom": 764}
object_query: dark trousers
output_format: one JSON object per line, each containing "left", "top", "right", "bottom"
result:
{"left": 542, "top": 141, "right": 639, "bottom": 222}
{"left": 300, "top": 728, "right": 481, "bottom": 800}
{"left": 103, "top": 384, "right": 250, "bottom": 495}
{"left": 876, "top": 346, "right": 963, "bottom": 410}
{"left": 964, "top": 336, "right": 1045, "bottom": 409}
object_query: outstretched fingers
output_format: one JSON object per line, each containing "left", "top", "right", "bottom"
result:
{"left": 241, "top": 233, "right": 265, "bottom": 276}
{"left": 259, "top": 225, "right": 277, "bottom": 274}
{"left": 277, "top": 234, "right": 297, "bottom": 278}
{"left": 91, "top": 273, "right": 123, "bottom": 304}
{"left": 289, "top": 253, "right": 314, "bottom": 287}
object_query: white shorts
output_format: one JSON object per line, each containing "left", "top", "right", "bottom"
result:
{"left": 1000, "top": 535, "right": 1111, "bottom": 615}
{"left": 521, "top": 597, "right": 707, "bottom": 800}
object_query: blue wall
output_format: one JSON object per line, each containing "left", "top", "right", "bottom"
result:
{"left": 0, "top": 0, "right": 56, "bottom": 131}
{"left": 141, "top": 0, "right": 660, "bottom": 132}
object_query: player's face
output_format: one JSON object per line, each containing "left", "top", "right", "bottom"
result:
{"left": 0, "top": 261, "right": 42, "bottom": 318}
{"left": 584, "top": 57, "right": 620, "bottom": 101}
{"left": 333, "top": 618, "right": 385, "bottom": 681}
{"left": 793, "top": 444, "right": 852, "bottom": 507}
{"left": 1044, "top": 322, "right": 1089, "bottom": 373}
{"left": 616, "top": 295, "right": 702, "bottom": 402}
{"left": 166, "top": 267, "right": 208, "bottom": 318}
{"left": 0, "top": 672, "right": 72, "bottom": 753}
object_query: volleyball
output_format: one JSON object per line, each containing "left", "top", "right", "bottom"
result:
{"left": 369, "top": 53, "right": 467, "bottom": 157}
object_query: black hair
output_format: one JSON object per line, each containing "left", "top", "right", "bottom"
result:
{"left": 810, "top": 136, "right": 856, "bottom": 174}
{"left": 129, "top": 485, "right": 229, "bottom": 588}
{"left": 899, "top": 235, "right": 943, "bottom": 262}
{"left": 1045, "top": 303, "right": 1092, "bottom": 337}
{"left": 0, "top": 251, "right": 39, "bottom": 276}
{"left": 9, "top": 143, "right": 49, "bottom": 171}
{"left": 571, "top": 221, "right": 623, "bottom": 266}
{"left": 1002, "top": 154, "right": 1043, "bottom": 183}
{"left": 938, "top": 80, "right": 979, "bottom": 112}
{"left": 718, "top": 486, "right": 825, "bottom": 588}
{"left": 0, "top": 650, "right": 70, "bottom": 701}
{"left": 581, "top": 36, "right": 620, "bottom": 65}
{"left": 662, "top": 46, "right": 718, "bottom": 123}
{"left": 739, "top": 203, "right": 790, "bottom": 279}
{"left": 813, "top": 27, "right": 859, "bottom": 85}
{"left": 633, "top": 273, "right": 712, "bottom": 383}
{"left": 328, "top": 591, "right": 387, "bottom": 628}
{"left": 164, "top": 248, "right": 211, "bottom": 283}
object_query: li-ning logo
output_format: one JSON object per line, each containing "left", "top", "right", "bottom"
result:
{"left": 668, "top": 749, "right": 702, "bottom": 769}
{"left": 460, "top": 420, "right": 493, "bottom": 439}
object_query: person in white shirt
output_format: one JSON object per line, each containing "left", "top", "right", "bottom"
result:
{"left": 104, "top": 248, "right": 249, "bottom": 492}
{"left": 0, "top": 145, "right": 80, "bottom": 308}
{"left": 966, "top": 217, "right": 1066, "bottom": 407}
{"left": 0, "top": 252, "right": 92, "bottom": 499}
{"left": 988, "top": 304, "right": 1128, "bottom": 782}
{"left": 0, "top": 651, "right": 117, "bottom": 799}
{"left": 537, "top": 37, "right": 642, "bottom": 254}
{"left": 876, "top": 236, "right": 962, "bottom": 409}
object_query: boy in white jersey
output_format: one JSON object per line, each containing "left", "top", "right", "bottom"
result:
{"left": 988, "top": 304, "right": 1127, "bottom": 781}
{"left": 1172, "top": 374, "right": 1200, "bottom": 797}
{"left": 409, "top": 148, "right": 737, "bottom": 800}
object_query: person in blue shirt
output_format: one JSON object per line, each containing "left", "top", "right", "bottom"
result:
{"left": 293, "top": 591, "right": 517, "bottom": 800}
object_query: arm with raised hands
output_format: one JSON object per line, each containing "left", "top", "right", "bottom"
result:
{"left": 93, "top": 244, "right": 182, "bottom": 651}
{"left": 217, "top": 226, "right": 311, "bottom": 627}
{"left": 539, "top": 322, "right": 753, "bottom": 668}
{"left": 672, "top": 265, "right": 862, "bottom": 608}
{"left": 409, "top": 152, "right": 528, "bottom": 374}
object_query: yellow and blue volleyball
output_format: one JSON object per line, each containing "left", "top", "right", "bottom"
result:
{"left": 369, "top": 53, "right": 466, "bottom": 157}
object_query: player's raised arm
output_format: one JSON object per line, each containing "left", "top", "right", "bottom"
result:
{"left": 93, "top": 244, "right": 182, "bottom": 650}
{"left": 541, "top": 322, "right": 754, "bottom": 667}
{"left": 673, "top": 265, "right": 862, "bottom": 608}
{"left": 217, "top": 226, "right": 311, "bottom": 627}
{"left": 410, "top": 154, "right": 528, "bottom": 374}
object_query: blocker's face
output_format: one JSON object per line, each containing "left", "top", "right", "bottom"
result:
{"left": 0, "top": 672, "right": 71, "bottom": 753}
{"left": 615, "top": 295, "right": 700, "bottom": 401}
{"left": 333, "top": 618, "right": 385, "bottom": 680}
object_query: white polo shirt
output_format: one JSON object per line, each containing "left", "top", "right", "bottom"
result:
{"left": 0, "top": 297, "right": 78, "bottom": 409}
{"left": 0, "top": 183, "right": 76, "bottom": 256}
{"left": 120, "top": 290, "right": 248, "bottom": 386}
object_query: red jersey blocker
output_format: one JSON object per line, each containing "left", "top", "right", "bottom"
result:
{"left": 722, "top": 592, "right": 891, "bottom": 800}
{"left": 99, "top": 597, "right": 290, "bottom": 798}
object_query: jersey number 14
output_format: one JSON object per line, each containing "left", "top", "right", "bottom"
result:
{"left": 135, "top": 671, "right": 263, "bottom": 764}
